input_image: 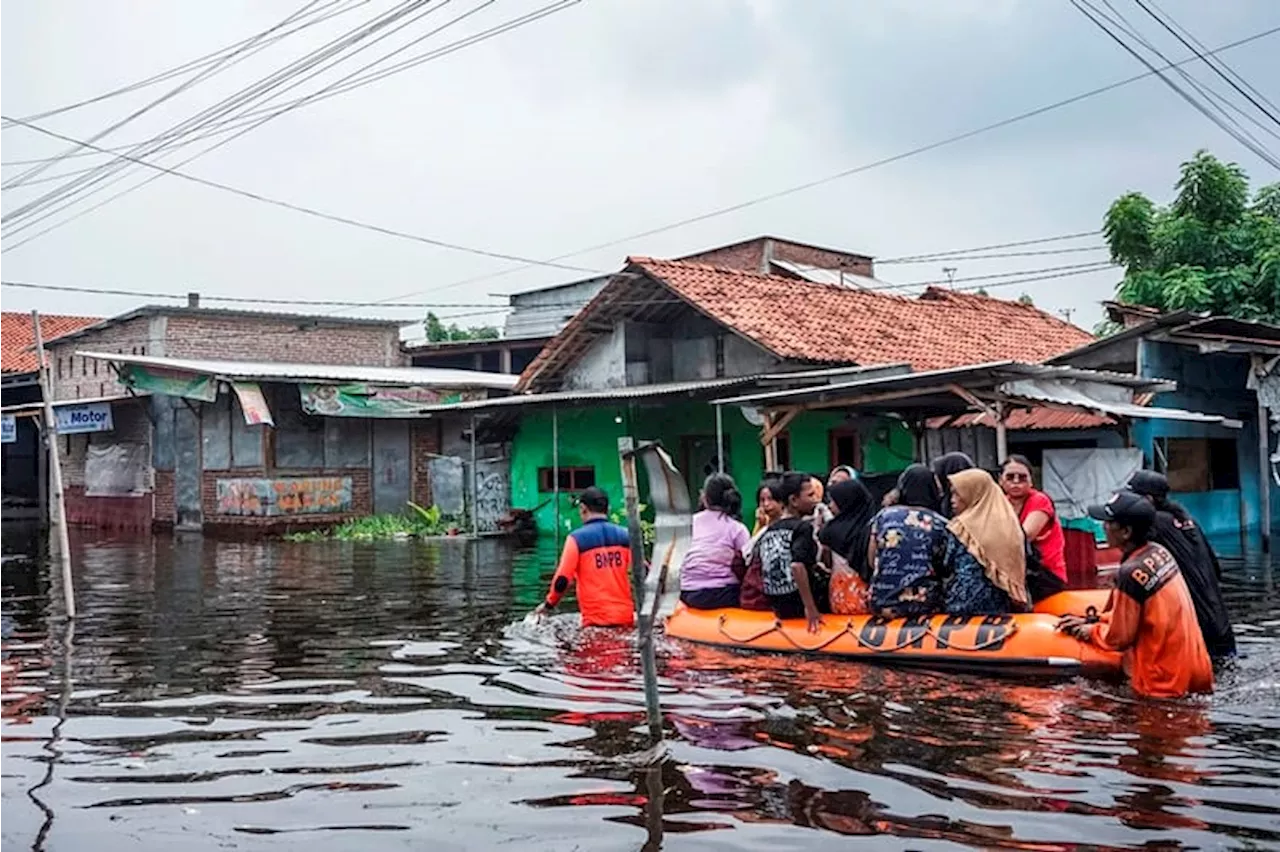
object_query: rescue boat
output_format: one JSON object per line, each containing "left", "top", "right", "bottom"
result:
{"left": 663, "top": 590, "right": 1122, "bottom": 675}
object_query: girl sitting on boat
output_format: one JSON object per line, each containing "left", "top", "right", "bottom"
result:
{"left": 679, "top": 474, "right": 751, "bottom": 610}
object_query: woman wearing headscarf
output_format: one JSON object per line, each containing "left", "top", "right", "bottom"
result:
{"left": 821, "top": 479, "right": 877, "bottom": 615}
{"left": 931, "top": 452, "right": 975, "bottom": 518}
{"left": 866, "top": 465, "right": 949, "bottom": 617}
{"left": 943, "top": 469, "right": 1029, "bottom": 614}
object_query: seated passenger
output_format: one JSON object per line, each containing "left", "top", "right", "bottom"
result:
{"left": 1000, "top": 455, "right": 1068, "bottom": 583}
{"left": 757, "top": 473, "right": 829, "bottom": 630}
{"left": 931, "top": 452, "right": 975, "bottom": 518}
{"left": 943, "top": 469, "right": 1028, "bottom": 615}
{"left": 740, "top": 479, "right": 783, "bottom": 611}
{"left": 821, "top": 478, "right": 877, "bottom": 614}
{"left": 1058, "top": 490, "right": 1213, "bottom": 698}
{"left": 679, "top": 474, "right": 751, "bottom": 610}
{"left": 867, "top": 465, "right": 948, "bottom": 618}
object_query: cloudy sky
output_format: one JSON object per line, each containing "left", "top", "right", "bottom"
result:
{"left": 3, "top": 0, "right": 1278, "bottom": 336}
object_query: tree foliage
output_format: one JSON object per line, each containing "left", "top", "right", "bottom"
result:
{"left": 425, "top": 311, "right": 500, "bottom": 342}
{"left": 1103, "top": 150, "right": 1280, "bottom": 324}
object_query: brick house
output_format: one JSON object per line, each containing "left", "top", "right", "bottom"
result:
{"left": 40, "top": 303, "right": 510, "bottom": 533}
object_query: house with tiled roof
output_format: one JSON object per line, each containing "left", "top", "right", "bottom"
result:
{"left": 2, "top": 312, "right": 102, "bottom": 515}
{"left": 498, "top": 251, "right": 1110, "bottom": 535}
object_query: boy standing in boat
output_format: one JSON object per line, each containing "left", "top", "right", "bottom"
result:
{"left": 534, "top": 487, "right": 635, "bottom": 628}
{"left": 1057, "top": 491, "right": 1213, "bottom": 698}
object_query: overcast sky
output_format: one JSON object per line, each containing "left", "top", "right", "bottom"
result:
{"left": 3, "top": 0, "right": 1278, "bottom": 336}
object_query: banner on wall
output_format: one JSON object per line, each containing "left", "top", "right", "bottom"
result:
{"left": 299, "top": 383, "right": 482, "bottom": 417}
{"left": 55, "top": 402, "right": 114, "bottom": 434}
{"left": 215, "top": 477, "right": 352, "bottom": 516}
{"left": 231, "top": 381, "right": 273, "bottom": 426}
{"left": 119, "top": 364, "right": 217, "bottom": 402}
{"left": 1, "top": 414, "right": 15, "bottom": 444}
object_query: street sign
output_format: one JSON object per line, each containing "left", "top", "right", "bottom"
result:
{"left": 55, "top": 402, "right": 114, "bottom": 434}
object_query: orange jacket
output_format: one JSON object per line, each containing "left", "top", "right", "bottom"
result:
{"left": 545, "top": 518, "right": 636, "bottom": 627}
{"left": 1086, "top": 542, "right": 1213, "bottom": 699}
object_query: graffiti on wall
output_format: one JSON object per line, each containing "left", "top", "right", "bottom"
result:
{"left": 474, "top": 462, "right": 509, "bottom": 532}
{"left": 216, "top": 477, "right": 353, "bottom": 516}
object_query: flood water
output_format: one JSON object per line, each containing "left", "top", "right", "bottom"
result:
{"left": 2, "top": 528, "right": 1279, "bottom": 851}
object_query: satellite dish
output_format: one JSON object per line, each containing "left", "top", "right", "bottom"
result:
{"left": 739, "top": 405, "right": 764, "bottom": 427}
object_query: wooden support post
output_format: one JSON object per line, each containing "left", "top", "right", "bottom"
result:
{"left": 619, "top": 437, "right": 663, "bottom": 741}
{"left": 33, "top": 311, "right": 75, "bottom": 619}
{"left": 995, "top": 401, "right": 1008, "bottom": 464}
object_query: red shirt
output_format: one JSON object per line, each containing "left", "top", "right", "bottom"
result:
{"left": 1019, "top": 489, "right": 1067, "bottom": 582}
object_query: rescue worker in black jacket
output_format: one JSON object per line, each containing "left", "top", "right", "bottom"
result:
{"left": 1126, "top": 470, "right": 1236, "bottom": 662}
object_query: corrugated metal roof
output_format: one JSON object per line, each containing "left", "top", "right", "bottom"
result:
{"left": 770, "top": 259, "right": 894, "bottom": 290}
{"left": 936, "top": 408, "right": 1116, "bottom": 431}
{"left": 77, "top": 351, "right": 519, "bottom": 390}
{"left": 408, "top": 364, "right": 907, "bottom": 415}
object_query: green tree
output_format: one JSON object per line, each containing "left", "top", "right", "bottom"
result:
{"left": 425, "top": 311, "right": 500, "bottom": 343}
{"left": 1103, "top": 150, "right": 1280, "bottom": 324}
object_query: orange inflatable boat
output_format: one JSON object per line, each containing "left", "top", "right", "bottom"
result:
{"left": 664, "top": 590, "right": 1121, "bottom": 675}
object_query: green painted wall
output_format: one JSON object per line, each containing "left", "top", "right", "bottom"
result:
{"left": 510, "top": 401, "right": 918, "bottom": 535}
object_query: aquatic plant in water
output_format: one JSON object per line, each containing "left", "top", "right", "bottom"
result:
{"left": 285, "top": 502, "right": 461, "bottom": 541}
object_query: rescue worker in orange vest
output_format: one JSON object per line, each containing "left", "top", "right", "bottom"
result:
{"left": 534, "top": 487, "right": 636, "bottom": 627}
{"left": 1057, "top": 490, "right": 1213, "bottom": 699}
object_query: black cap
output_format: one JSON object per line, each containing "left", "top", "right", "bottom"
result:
{"left": 576, "top": 486, "right": 609, "bottom": 513}
{"left": 1127, "top": 470, "right": 1169, "bottom": 500}
{"left": 1087, "top": 489, "right": 1156, "bottom": 528}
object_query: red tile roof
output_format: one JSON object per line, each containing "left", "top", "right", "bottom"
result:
{"left": 635, "top": 259, "right": 1092, "bottom": 369}
{"left": 2, "top": 312, "right": 101, "bottom": 374}
{"left": 518, "top": 258, "right": 1094, "bottom": 390}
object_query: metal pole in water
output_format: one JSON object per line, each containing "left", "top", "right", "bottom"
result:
{"left": 619, "top": 437, "right": 662, "bottom": 741}
{"left": 552, "top": 405, "right": 560, "bottom": 548}
{"left": 32, "top": 311, "right": 75, "bottom": 619}
{"left": 470, "top": 413, "right": 479, "bottom": 539}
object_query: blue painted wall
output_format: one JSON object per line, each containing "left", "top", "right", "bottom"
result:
{"left": 1131, "top": 340, "right": 1264, "bottom": 554}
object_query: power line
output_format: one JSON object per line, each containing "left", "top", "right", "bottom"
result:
{"left": 1, "top": 0, "right": 584, "bottom": 250}
{"left": 1070, "top": 0, "right": 1280, "bottom": 169}
{"left": 356, "top": 24, "right": 1279, "bottom": 312}
{"left": 1128, "top": 0, "right": 1280, "bottom": 128}
{"left": 2, "top": 0, "right": 328, "bottom": 192}
{"left": 0, "top": 116, "right": 603, "bottom": 274}
{"left": 3, "top": 0, "right": 443, "bottom": 225}
{"left": 1, "top": 0, "right": 371, "bottom": 128}
{"left": 876, "top": 232, "right": 1103, "bottom": 263}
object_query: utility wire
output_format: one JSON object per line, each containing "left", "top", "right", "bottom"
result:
{"left": 1128, "top": 0, "right": 1280, "bottom": 128}
{"left": 3, "top": 0, "right": 440, "bottom": 225}
{"left": 1, "top": 0, "right": 370, "bottom": 128}
{"left": 362, "top": 24, "right": 1279, "bottom": 312}
{"left": 2, "top": 0, "right": 326, "bottom": 192}
{"left": 0, "top": 116, "right": 603, "bottom": 274}
{"left": 1, "top": 1, "right": 583, "bottom": 250}
{"left": 1070, "top": 0, "right": 1280, "bottom": 169}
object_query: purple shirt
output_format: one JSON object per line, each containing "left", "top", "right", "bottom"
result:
{"left": 681, "top": 510, "right": 751, "bottom": 591}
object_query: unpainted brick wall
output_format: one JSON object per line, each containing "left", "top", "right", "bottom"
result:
{"left": 164, "top": 316, "right": 403, "bottom": 367}
{"left": 46, "top": 316, "right": 154, "bottom": 401}
{"left": 681, "top": 238, "right": 874, "bottom": 277}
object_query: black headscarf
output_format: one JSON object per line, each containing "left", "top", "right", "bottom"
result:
{"left": 932, "top": 452, "right": 975, "bottom": 517}
{"left": 895, "top": 464, "right": 942, "bottom": 512}
{"left": 820, "top": 478, "right": 876, "bottom": 582}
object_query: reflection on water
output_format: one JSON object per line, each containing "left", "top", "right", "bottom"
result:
{"left": 2, "top": 527, "right": 1278, "bottom": 850}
